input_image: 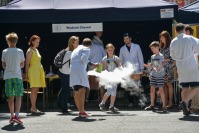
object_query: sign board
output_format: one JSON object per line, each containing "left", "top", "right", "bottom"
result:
{"left": 160, "top": 8, "right": 174, "bottom": 18}
{"left": 52, "top": 23, "right": 103, "bottom": 33}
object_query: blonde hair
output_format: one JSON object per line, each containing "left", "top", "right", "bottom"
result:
{"left": 106, "top": 43, "right": 115, "bottom": 50}
{"left": 6, "top": 32, "right": 18, "bottom": 44}
{"left": 68, "top": 36, "right": 79, "bottom": 51}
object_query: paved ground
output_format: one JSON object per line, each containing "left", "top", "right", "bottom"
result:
{"left": 0, "top": 106, "right": 199, "bottom": 133}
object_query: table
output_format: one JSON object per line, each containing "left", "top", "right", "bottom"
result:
{"left": 45, "top": 74, "right": 59, "bottom": 109}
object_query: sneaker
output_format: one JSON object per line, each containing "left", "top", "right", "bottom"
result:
{"left": 109, "top": 106, "right": 119, "bottom": 112}
{"left": 145, "top": 105, "right": 155, "bottom": 111}
{"left": 31, "top": 108, "right": 42, "bottom": 114}
{"left": 99, "top": 103, "right": 106, "bottom": 111}
{"left": 13, "top": 115, "right": 23, "bottom": 124}
{"left": 9, "top": 116, "right": 15, "bottom": 124}
{"left": 180, "top": 101, "right": 189, "bottom": 115}
{"left": 78, "top": 112, "right": 91, "bottom": 117}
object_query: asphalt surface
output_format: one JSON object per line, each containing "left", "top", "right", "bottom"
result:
{"left": 0, "top": 107, "right": 199, "bottom": 133}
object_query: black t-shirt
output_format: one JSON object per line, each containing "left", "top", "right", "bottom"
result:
{"left": 126, "top": 45, "right": 131, "bottom": 52}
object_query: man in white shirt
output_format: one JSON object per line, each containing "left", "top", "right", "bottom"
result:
{"left": 119, "top": 33, "right": 144, "bottom": 107}
{"left": 170, "top": 23, "right": 199, "bottom": 115}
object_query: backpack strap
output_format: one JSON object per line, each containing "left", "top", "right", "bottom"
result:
{"left": 62, "top": 59, "right": 70, "bottom": 66}
{"left": 62, "top": 50, "right": 70, "bottom": 66}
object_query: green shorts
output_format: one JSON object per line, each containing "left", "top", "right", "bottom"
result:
{"left": 5, "top": 78, "right": 24, "bottom": 97}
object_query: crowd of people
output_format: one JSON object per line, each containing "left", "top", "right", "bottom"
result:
{"left": 1, "top": 23, "right": 199, "bottom": 124}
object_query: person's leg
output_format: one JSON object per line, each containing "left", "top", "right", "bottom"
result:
{"left": 100, "top": 87, "right": 105, "bottom": 101}
{"left": 99, "top": 88, "right": 109, "bottom": 111}
{"left": 15, "top": 96, "right": 22, "bottom": 116}
{"left": 164, "top": 84, "right": 168, "bottom": 106}
{"left": 180, "top": 86, "right": 190, "bottom": 115}
{"left": 159, "top": 87, "right": 166, "bottom": 108}
{"left": 8, "top": 96, "right": 15, "bottom": 117}
{"left": 78, "top": 88, "right": 86, "bottom": 113}
{"left": 101, "top": 88, "right": 111, "bottom": 104}
{"left": 57, "top": 88, "right": 63, "bottom": 107}
{"left": 74, "top": 91, "right": 80, "bottom": 111}
{"left": 30, "top": 87, "right": 39, "bottom": 111}
{"left": 65, "top": 75, "right": 71, "bottom": 109}
{"left": 183, "top": 87, "right": 199, "bottom": 104}
{"left": 110, "top": 96, "right": 116, "bottom": 107}
{"left": 5, "top": 79, "right": 15, "bottom": 117}
{"left": 101, "top": 94, "right": 109, "bottom": 104}
{"left": 190, "top": 91, "right": 199, "bottom": 112}
{"left": 13, "top": 78, "right": 24, "bottom": 124}
{"left": 150, "top": 86, "right": 156, "bottom": 106}
{"left": 110, "top": 87, "right": 117, "bottom": 107}
{"left": 181, "top": 88, "right": 189, "bottom": 101}
{"left": 57, "top": 71, "right": 63, "bottom": 108}
{"left": 58, "top": 72, "right": 70, "bottom": 111}
{"left": 166, "top": 82, "right": 174, "bottom": 107}
{"left": 145, "top": 85, "right": 155, "bottom": 110}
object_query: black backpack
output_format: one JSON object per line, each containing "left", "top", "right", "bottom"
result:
{"left": 54, "top": 49, "right": 70, "bottom": 68}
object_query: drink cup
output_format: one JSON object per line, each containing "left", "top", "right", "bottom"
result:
{"left": 96, "top": 63, "right": 102, "bottom": 73}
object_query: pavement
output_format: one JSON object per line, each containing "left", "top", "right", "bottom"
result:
{"left": 0, "top": 105, "right": 199, "bottom": 133}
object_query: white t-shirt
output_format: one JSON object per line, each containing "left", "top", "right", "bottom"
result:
{"left": 1, "top": 48, "right": 25, "bottom": 80}
{"left": 59, "top": 51, "right": 72, "bottom": 75}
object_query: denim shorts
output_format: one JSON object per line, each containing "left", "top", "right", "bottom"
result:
{"left": 180, "top": 82, "right": 199, "bottom": 88}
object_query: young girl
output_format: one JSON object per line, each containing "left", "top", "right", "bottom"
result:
{"left": 99, "top": 43, "right": 121, "bottom": 112}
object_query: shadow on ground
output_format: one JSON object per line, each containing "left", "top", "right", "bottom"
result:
{"left": 72, "top": 116, "right": 106, "bottom": 122}
{"left": 1, "top": 123, "right": 25, "bottom": 131}
{"left": 179, "top": 115, "right": 199, "bottom": 122}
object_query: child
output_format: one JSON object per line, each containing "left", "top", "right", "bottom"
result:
{"left": 1, "top": 32, "right": 25, "bottom": 124}
{"left": 99, "top": 43, "right": 121, "bottom": 112}
{"left": 144, "top": 41, "right": 167, "bottom": 112}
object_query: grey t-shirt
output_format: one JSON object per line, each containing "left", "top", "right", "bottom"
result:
{"left": 102, "top": 55, "right": 119, "bottom": 72}
{"left": 150, "top": 53, "right": 164, "bottom": 77}
{"left": 1, "top": 48, "right": 25, "bottom": 80}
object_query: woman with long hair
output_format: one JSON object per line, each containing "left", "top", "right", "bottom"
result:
{"left": 159, "top": 31, "right": 174, "bottom": 109}
{"left": 57, "top": 36, "right": 79, "bottom": 113}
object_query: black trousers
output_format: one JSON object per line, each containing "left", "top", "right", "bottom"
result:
{"left": 57, "top": 71, "right": 70, "bottom": 110}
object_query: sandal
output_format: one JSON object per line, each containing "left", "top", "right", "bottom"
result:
{"left": 167, "top": 105, "right": 173, "bottom": 109}
{"left": 31, "top": 108, "right": 42, "bottom": 113}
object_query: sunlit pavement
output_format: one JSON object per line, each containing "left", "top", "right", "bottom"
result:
{"left": 0, "top": 109, "right": 199, "bottom": 133}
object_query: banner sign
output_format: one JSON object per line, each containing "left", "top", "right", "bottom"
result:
{"left": 52, "top": 23, "right": 103, "bottom": 33}
{"left": 160, "top": 8, "right": 174, "bottom": 18}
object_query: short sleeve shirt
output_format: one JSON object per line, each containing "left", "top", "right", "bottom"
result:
{"left": 102, "top": 55, "right": 119, "bottom": 72}
{"left": 151, "top": 53, "right": 164, "bottom": 77}
{"left": 1, "top": 48, "right": 25, "bottom": 80}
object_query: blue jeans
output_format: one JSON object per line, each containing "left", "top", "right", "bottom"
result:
{"left": 57, "top": 71, "right": 70, "bottom": 110}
